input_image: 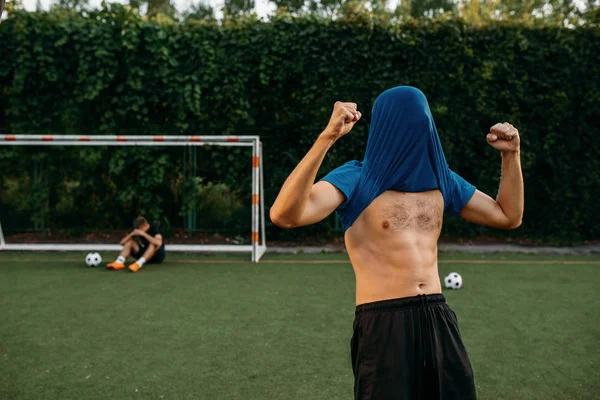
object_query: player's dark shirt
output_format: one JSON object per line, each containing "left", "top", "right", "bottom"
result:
{"left": 139, "top": 225, "right": 161, "bottom": 249}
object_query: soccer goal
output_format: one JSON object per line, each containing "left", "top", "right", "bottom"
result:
{"left": 0, "top": 135, "right": 267, "bottom": 262}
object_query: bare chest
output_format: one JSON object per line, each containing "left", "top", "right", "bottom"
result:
{"left": 364, "top": 190, "right": 444, "bottom": 232}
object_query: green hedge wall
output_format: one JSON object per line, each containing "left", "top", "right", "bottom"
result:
{"left": 1, "top": 6, "right": 598, "bottom": 243}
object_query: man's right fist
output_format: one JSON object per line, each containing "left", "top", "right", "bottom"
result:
{"left": 322, "top": 102, "right": 362, "bottom": 140}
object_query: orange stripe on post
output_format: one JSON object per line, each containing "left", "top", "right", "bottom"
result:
{"left": 79, "top": 137, "right": 91, "bottom": 142}
{"left": 190, "top": 136, "right": 201, "bottom": 142}
{"left": 153, "top": 136, "right": 164, "bottom": 142}
{"left": 42, "top": 136, "right": 53, "bottom": 141}
{"left": 252, "top": 194, "right": 259, "bottom": 205}
{"left": 252, "top": 156, "right": 260, "bottom": 168}
{"left": 116, "top": 137, "right": 127, "bottom": 142}
{"left": 227, "top": 137, "right": 239, "bottom": 143}
{"left": 4, "top": 135, "right": 16, "bottom": 141}
{"left": 251, "top": 232, "right": 259, "bottom": 243}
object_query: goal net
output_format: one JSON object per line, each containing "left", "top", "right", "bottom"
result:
{"left": 0, "top": 135, "right": 267, "bottom": 262}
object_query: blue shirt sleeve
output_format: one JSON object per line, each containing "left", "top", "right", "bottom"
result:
{"left": 444, "top": 170, "right": 476, "bottom": 215}
{"left": 319, "top": 160, "right": 362, "bottom": 211}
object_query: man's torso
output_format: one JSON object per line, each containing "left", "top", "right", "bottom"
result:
{"left": 345, "top": 190, "right": 444, "bottom": 305}
{"left": 138, "top": 225, "right": 159, "bottom": 249}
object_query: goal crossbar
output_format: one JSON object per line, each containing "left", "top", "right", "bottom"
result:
{"left": 0, "top": 135, "right": 267, "bottom": 262}
{"left": 0, "top": 135, "right": 258, "bottom": 147}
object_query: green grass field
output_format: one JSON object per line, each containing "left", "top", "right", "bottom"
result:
{"left": 1, "top": 251, "right": 599, "bottom": 400}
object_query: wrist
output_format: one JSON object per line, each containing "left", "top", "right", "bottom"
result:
{"left": 318, "top": 130, "right": 338, "bottom": 146}
{"left": 501, "top": 149, "right": 520, "bottom": 158}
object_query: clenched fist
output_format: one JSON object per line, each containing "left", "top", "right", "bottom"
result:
{"left": 322, "top": 101, "right": 362, "bottom": 140}
{"left": 487, "top": 123, "right": 520, "bottom": 153}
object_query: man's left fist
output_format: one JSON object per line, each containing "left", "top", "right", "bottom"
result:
{"left": 487, "top": 122, "right": 520, "bottom": 153}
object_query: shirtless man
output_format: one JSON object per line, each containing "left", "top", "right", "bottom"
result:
{"left": 270, "top": 86, "right": 523, "bottom": 399}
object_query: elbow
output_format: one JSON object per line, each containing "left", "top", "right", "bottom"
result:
{"left": 508, "top": 218, "right": 523, "bottom": 230}
{"left": 503, "top": 217, "right": 523, "bottom": 230}
{"left": 270, "top": 208, "right": 296, "bottom": 229}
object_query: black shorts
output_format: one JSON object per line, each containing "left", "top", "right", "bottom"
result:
{"left": 132, "top": 244, "right": 165, "bottom": 264}
{"left": 351, "top": 294, "right": 476, "bottom": 400}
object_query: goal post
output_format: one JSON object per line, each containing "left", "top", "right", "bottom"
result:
{"left": 0, "top": 134, "right": 267, "bottom": 263}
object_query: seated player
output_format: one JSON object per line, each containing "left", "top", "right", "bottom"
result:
{"left": 106, "top": 216, "right": 165, "bottom": 272}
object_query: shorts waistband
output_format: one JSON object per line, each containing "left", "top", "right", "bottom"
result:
{"left": 355, "top": 294, "right": 446, "bottom": 315}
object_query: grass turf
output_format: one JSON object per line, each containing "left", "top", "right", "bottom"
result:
{"left": 0, "top": 251, "right": 599, "bottom": 400}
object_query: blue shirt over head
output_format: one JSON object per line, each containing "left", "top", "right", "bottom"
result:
{"left": 320, "top": 86, "right": 476, "bottom": 232}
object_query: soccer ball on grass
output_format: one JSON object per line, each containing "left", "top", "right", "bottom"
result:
{"left": 444, "top": 272, "right": 462, "bottom": 289}
{"left": 85, "top": 252, "right": 102, "bottom": 267}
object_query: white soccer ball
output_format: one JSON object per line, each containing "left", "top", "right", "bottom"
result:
{"left": 444, "top": 272, "right": 463, "bottom": 290}
{"left": 85, "top": 252, "right": 102, "bottom": 267}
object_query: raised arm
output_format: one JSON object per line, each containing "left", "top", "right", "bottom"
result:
{"left": 270, "top": 102, "right": 362, "bottom": 228}
{"left": 460, "top": 123, "right": 524, "bottom": 229}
